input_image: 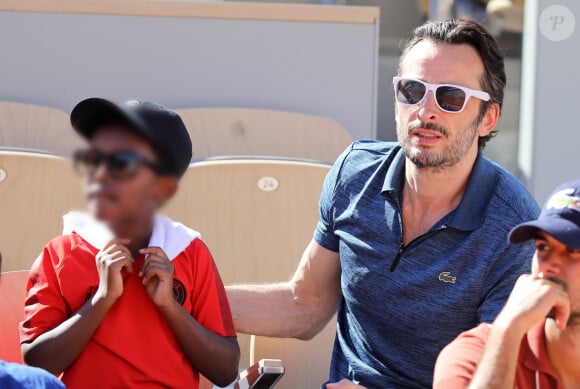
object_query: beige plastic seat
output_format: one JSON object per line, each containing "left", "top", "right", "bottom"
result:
{"left": 175, "top": 108, "right": 352, "bottom": 163}
{"left": 164, "top": 159, "right": 335, "bottom": 388}
{"left": 0, "top": 101, "right": 83, "bottom": 156}
{"left": 0, "top": 270, "right": 29, "bottom": 362}
{"left": 0, "top": 150, "right": 84, "bottom": 271}
{"left": 250, "top": 317, "right": 336, "bottom": 389}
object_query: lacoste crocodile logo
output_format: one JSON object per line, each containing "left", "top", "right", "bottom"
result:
{"left": 439, "top": 271, "right": 456, "bottom": 283}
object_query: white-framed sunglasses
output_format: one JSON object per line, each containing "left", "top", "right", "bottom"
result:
{"left": 393, "top": 77, "right": 491, "bottom": 113}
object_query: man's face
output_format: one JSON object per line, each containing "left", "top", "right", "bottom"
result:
{"left": 532, "top": 232, "right": 580, "bottom": 326}
{"left": 83, "top": 125, "right": 175, "bottom": 229}
{"left": 395, "top": 39, "right": 494, "bottom": 170}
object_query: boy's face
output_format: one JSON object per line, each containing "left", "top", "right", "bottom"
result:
{"left": 83, "top": 125, "right": 176, "bottom": 228}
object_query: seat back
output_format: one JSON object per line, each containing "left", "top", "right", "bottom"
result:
{"left": 164, "top": 159, "right": 332, "bottom": 385}
{"left": 0, "top": 271, "right": 29, "bottom": 362}
{"left": 0, "top": 101, "right": 83, "bottom": 156}
{"left": 250, "top": 317, "right": 336, "bottom": 389}
{"left": 175, "top": 108, "right": 352, "bottom": 163}
{"left": 0, "top": 150, "right": 84, "bottom": 271}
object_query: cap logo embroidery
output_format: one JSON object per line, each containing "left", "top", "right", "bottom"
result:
{"left": 546, "top": 189, "right": 580, "bottom": 212}
{"left": 439, "top": 271, "right": 456, "bottom": 284}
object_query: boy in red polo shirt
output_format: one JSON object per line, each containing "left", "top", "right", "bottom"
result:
{"left": 20, "top": 98, "right": 240, "bottom": 388}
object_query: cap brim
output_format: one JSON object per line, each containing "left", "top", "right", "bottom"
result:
{"left": 70, "top": 98, "right": 148, "bottom": 140}
{"left": 509, "top": 216, "right": 580, "bottom": 249}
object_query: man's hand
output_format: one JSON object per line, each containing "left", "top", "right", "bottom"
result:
{"left": 495, "top": 273, "right": 571, "bottom": 334}
{"left": 94, "top": 239, "right": 133, "bottom": 304}
{"left": 326, "top": 379, "right": 367, "bottom": 389}
{"left": 139, "top": 247, "right": 175, "bottom": 309}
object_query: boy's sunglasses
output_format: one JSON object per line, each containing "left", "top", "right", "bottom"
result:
{"left": 73, "top": 149, "right": 169, "bottom": 180}
{"left": 393, "top": 77, "right": 491, "bottom": 113}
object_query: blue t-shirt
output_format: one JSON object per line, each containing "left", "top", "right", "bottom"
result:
{"left": 314, "top": 141, "right": 539, "bottom": 388}
{"left": 0, "top": 361, "right": 64, "bottom": 389}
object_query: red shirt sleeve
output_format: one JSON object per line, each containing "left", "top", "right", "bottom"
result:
{"left": 433, "top": 323, "right": 491, "bottom": 389}
{"left": 188, "top": 240, "right": 236, "bottom": 337}
{"left": 20, "top": 240, "right": 71, "bottom": 344}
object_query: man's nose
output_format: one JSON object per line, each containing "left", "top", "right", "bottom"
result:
{"left": 537, "top": 253, "right": 564, "bottom": 278}
{"left": 417, "top": 90, "right": 440, "bottom": 122}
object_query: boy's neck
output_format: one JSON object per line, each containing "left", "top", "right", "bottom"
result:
{"left": 109, "top": 216, "right": 155, "bottom": 258}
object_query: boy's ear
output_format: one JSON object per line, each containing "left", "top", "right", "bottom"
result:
{"left": 156, "top": 176, "right": 179, "bottom": 205}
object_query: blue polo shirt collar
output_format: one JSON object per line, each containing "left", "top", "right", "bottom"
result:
{"left": 381, "top": 147, "right": 498, "bottom": 232}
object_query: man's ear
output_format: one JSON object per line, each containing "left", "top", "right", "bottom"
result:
{"left": 477, "top": 102, "right": 500, "bottom": 138}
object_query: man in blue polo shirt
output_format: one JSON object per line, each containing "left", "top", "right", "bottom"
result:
{"left": 226, "top": 19, "right": 539, "bottom": 388}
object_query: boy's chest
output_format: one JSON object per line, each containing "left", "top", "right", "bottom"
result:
{"left": 58, "top": 250, "right": 194, "bottom": 316}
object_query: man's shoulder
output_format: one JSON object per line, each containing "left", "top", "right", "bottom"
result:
{"left": 433, "top": 323, "right": 492, "bottom": 387}
{"left": 455, "top": 322, "right": 492, "bottom": 343}
{"left": 333, "top": 140, "right": 400, "bottom": 180}
{"left": 441, "top": 323, "right": 492, "bottom": 357}
{"left": 482, "top": 157, "right": 540, "bottom": 222}
{"left": 348, "top": 139, "right": 400, "bottom": 157}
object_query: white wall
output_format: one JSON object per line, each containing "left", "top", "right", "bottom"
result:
{"left": 0, "top": 2, "right": 379, "bottom": 140}
{"left": 519, "top": 0, "right": 580, "bottom": 203}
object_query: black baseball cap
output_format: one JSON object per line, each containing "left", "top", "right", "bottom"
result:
{"left": 70, "top": 98, "right": 192, "bottom": 178}
{"left": 509, "top": 179, "right": 580, "bottom": 249}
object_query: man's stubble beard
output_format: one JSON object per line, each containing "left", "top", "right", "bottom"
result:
{"left": 397, "top": 114, "right": 482, "bottom": 172}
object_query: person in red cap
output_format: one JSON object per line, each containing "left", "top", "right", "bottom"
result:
{"left": 19, "top": 98, "right": 240, "bottom": 388}
{"left": 434, "top": 179, "right": 580, "bottom": 389}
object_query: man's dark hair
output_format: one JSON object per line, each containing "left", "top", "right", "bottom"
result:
{"left": 399, "top": 19, "right": 506, "bottom": 149}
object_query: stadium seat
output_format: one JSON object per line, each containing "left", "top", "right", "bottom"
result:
{"left": 0, "top": 270, "right": 29, "bottom": 362}
{"left": 250, "top": 317, "right": 336, "bottom": 389}
{"left": 0, "top": 150, "right": 84, "bottom": 271}
{"left": 165, "top": 158, "right": 334, "bottom": 388}
{"left": 0, "top": 101, "right": 83, "bottom": 156}
{"left": 174, "top": 108, "right": 352, "bottom": 163}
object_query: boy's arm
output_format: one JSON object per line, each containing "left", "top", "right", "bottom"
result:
{"left": 22, "top": 239, "right": 134, "bottom": 374}
{"left": 140, "top": 246, "right": 240, "bottom": 387}
{"left": 157, "top": 301, "right": 240, "bottom": 386}
{"left": 23, "top": 294, "right": 118, "bottom": 373}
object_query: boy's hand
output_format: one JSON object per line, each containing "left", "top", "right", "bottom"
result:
{"left": 94, "top": 239, "right": 133, "bottom": 304}
{"left": 139, "top": 247, "right": 175, "bottom": 309}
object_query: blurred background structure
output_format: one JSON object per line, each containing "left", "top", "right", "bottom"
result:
{"left": 222, "top": 0, "right": 527, "bottom": 180}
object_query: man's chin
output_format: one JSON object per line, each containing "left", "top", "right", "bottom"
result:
{"left": 404, "top": 148, "right": 445, "bottom": 169}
